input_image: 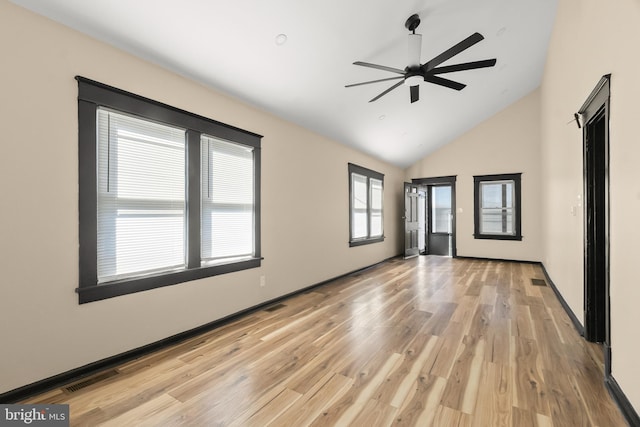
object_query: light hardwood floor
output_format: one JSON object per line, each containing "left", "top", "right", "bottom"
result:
{"left": 24, "top": 257, "right": 628, "bottom": 426}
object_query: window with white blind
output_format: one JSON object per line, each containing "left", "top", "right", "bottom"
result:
{"left": 97, "top": 109, "right": 186, "bottom": 282}
{"left": 473, "top": 173, "right": 522, "bottom": 241}
{"left": 78, "top": 77, "right": 261, "bottom": 304}
{"left": 201, "top": 136, "right": 254, "bottom": 263}
{"left": 348, "top": 163, "right": 384, "bottom": 246}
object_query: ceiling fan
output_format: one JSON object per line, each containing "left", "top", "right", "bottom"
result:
{"left": 346, "top": 14, "right": 497, "bottom": 103}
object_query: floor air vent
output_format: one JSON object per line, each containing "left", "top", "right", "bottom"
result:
{"left": 531, "top": 278, "right": 547, "bottom": 287}
{"left": 64, "top": 369, "right": 119, "bottom": 393}
{"left": 264, "top": 303, "right": 286, "bottom": 312}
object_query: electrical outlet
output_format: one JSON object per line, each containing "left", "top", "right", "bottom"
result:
{"left": 260, "top": 275, "right": 266, "bottom": 287}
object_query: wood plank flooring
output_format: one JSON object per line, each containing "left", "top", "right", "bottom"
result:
{"left": 23, "top": 257, "right": 628, "bottom": 426}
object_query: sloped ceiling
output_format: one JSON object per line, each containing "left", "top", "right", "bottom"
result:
{"left": 11, "top": 0, "right": 557, "bottom": 168}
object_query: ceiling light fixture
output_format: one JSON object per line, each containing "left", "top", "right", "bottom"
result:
{"left": 275, "top": 34, "right": 288, "bottom": 46}
{"left": 404, "top": 74, "right": 423, "bottom": 86}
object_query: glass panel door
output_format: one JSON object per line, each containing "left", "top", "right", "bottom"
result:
{"left": 429, "top": 185, "right": 452, "bottom": 256}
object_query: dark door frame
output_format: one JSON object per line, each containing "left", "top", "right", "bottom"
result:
{"left": 578, "top": 74, "right": 610, "bottom": 371}
{"left": 412, "top": 176, "right": 457, "bottom": 257}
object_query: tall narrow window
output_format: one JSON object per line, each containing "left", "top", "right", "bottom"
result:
{"left": 431, "top": 186, "right": 452, "bottom": 234}
{"left": 473, "top": 173, "right": 522, "bottom": 240}
{"left": 78, "top": 77, "right": 262, "bottom": 303}
{"left": 351, "top": 172, "right": 368, "bottom": 240}
{"left": 348, "top": 163, "right": 384, "bottom": 246}
{"left": 369, "top": 177, "right": 383, "bottom": 237}
{"left": 201, "top": 136, "right": 254, "bottom": 263}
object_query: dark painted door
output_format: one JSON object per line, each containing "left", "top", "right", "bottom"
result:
{"left": 428, "top": 185, "right": 452, "bottom": 256}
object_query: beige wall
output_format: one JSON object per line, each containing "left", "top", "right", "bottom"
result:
{"left": 0, "top": 1, "right": 403, "bottom": 394}
{"left": 405, "top": 90, "right": 543, "bottom": 262}
{"left": 541, "top": 0, "right": 640, "bottom": 410}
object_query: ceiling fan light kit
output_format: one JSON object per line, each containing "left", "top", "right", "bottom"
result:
{"left": 346, "top": 13, "right": 497, "bottom": 103}
{"left": 404, "top": 74, "right": 423, "bottom": 86}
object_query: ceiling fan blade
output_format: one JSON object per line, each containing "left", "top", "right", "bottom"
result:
{"left": 430, "top": 58, "right": 497, "bottom": 75}
{"left": 369, "top": 80, "right": 405, "bottom": 102}
{"left": 345, "top": 76, "right": 404, "bottom": 88}
{"left": 423, "top": 32, "right": 485, "bottom": 72}
{"left": 410, "top": 85, "right": 419, "bottom": 103}
{"left": 425, "top": 75, "right": 466, "bottom": 91}
{"left": 353, "top": 61, "right": 406, "bottom": 75}
{"left": 408, "top": 33, "right": 422, "bottom": 68}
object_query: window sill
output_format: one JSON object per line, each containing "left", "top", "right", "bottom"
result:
{"left": 77, "top": 257, "right": 262, "bottom": 304}
{"left": 473, "top": 234, "right": 523, "bottom": 241}
{"left": 349, "top": 236, "right": 384, "bottom": 247}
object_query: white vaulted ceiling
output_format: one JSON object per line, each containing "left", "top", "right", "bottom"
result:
{"left": 11, "top": 0, "right": 557, "bottom": 168}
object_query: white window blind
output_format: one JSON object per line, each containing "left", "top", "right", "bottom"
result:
{"left": 201, "top": 135, "right": 255, "bottom": 263}
{"left": 370, "top": 178, "right": 383, "bottom": 237}
{"left": 97, "top": 109, "right": 186, "bottom": 282}
{"left": 480, "top": 180, "right": 514, "bottom": 235}
{"left": 351, "top": 173, "right": 368, "bottom": 239}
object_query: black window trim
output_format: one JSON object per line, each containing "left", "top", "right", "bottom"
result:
{"left": 473, "top": 172, "right": 522, "bottom": 241}
{"left": 348, "top": 163, "right": 384, "bottom": 247}
{"left": 77, "top": 76, "right": 262, "bottom": 304}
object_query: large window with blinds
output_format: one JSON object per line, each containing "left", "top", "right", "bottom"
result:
{"left": 473, "top": 173, "right": 522, "bottom": 241}
{"left": 77, "top": 77, "right": 261, "bottom": 303}
{"left": 348, "top": 163, "right": 384, "bottom": 246}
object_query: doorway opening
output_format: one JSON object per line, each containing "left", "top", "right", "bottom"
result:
{"left": 579, "top": 75, "right": 610, "bottom": 372}
{"left": 404, "top": 176, "right": 456, "bottom": 257}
